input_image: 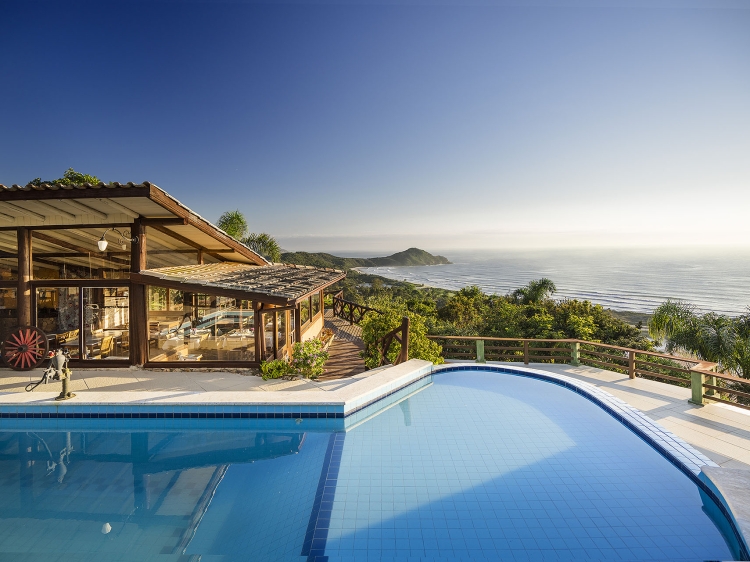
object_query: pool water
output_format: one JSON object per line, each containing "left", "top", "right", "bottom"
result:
{"left": 0, "top": 370, "right": 739, "bottom": 561}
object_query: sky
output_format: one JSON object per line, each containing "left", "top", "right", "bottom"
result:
{"left": 1, "top": 0, "right": 748, "bottom": 253}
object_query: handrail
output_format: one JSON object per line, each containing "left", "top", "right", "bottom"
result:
{"left": 427, "top": 335, "right": 716, "bottom": 371}
{"left": 367, "top": 317, "right": 410, "bottom": 369}
{"left": 327, "top": 290, "right": 381, "bottom": 325}
{"left": 424, "top": 334, "right": 750, "bottom": 409}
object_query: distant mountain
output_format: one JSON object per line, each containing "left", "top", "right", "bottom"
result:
{"left": 281, "top": 247, "right": 451, "bottom": 270}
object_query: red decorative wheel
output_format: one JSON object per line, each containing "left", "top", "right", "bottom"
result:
{"left": 1, "top": 326, "right": 49, "bottom": 371}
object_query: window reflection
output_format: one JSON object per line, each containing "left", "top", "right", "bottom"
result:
{"left": 36, "top": 287, "right": 81, "bottom": 359}
{"left": 147, "top": 287, "right": 254, "bottom": 362}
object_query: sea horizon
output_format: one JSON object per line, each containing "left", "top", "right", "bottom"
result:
{"left": 351, "top": 247, "right": 750, "bottom": 317}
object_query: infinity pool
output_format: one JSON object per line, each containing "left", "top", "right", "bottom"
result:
{"left": 0, "top": 370, "right": 740, "bottom": 560}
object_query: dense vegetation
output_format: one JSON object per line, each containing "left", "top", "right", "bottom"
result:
{"left": 339, "top": 275, "right": 650, "bottom": 348}
{"left": 650, "top": 300, "right": 750, "bottom": 378}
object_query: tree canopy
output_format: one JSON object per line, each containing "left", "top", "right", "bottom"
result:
{"left": 28, "top": 168, "right": 102, "bottom": 186}
{"left": 217, "top": 209, "right": 281, "bottom": 262}
{"left": 242, "top": 232, "right": 282, "bottom": 263}
{"left": 650, "top": 300, "right": 750, "bottom": 378}
{"left": 216, "top": 210, "right": 248, "bottom": 239}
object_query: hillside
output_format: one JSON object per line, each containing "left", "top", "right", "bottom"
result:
{"left": 281, "top": 247, "right": 450, "bottom": 270}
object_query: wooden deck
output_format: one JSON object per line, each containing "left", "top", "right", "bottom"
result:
{"left": 321, "top": 310, "right": 366, "bottom": 379}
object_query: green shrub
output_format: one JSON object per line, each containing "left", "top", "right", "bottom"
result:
{"left": 360, "top": 296, "right": 444, "bottom": 370}
{"left": 290, "top": 338, "right": 329, "bottom": 380}
{"left": 260, "top": 358, "right": 292, "bottom": 380}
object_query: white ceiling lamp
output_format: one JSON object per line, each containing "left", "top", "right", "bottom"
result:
{"left": 97, "top": 228, "right": 138, "bottom": 252}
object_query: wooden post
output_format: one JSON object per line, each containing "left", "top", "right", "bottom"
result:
{"left": 476, "top": 340, "right": 485, "bottom": 364}
{"left": 400, "top": 316, "right": 410, "bottom": 363}
{"left": 254, "top": 301, "right": 262, "bottom": 361}
{"left": 705, "top": 374, "right": 716, "bottom": 397}
{"left": 16, "top": 228, "right": 32, "bottom": 326}
{"left": 689, "top": 371, "right": 705, "bottom": 406}
{"left": 570, "top": 342, "right": 580, "bottom": 366}
{"left": 628, "top": 351, "right": 636, "bottom": 379}
{"left": 129, "top": 219, "right": 148, "bottom": 365}
{"left": 523, "top": 340, "right": 529, "bottom": 365}
{"left": 294, "top": 303, "right": 303, "bottom": 346}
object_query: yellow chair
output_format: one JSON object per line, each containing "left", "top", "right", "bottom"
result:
{"left": 90, "top": 336, "right": 114, "bottom": 359}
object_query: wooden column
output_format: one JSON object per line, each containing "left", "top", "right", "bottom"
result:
{"left": 254, "top": 302, "right": 263, "bottom": 361}
{"left": 129, "top": 219, "right": 148, "bottom": 365}
{"left": 294, "top": 303, "right": 302, "bottom": 345}
{"left": 16, "top": 228, "right": 32, "bottom": 326}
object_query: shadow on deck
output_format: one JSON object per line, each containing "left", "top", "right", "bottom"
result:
{"left": 322, "top": 310, "right": 366, "bottom": 379}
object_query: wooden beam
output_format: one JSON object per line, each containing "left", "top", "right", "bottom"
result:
{"left": 96, "top": 198, "right": 140, "bottom": 218}
{"left": 62, "top": 199, "right": 109, "bottom": 220}
{"left": 0, "top": 222, "right": 132, "bottom": 232}
{"left": 33, "top": 200, "right": 77, "bottom": 219}
{"left": 17, "top": 228, "right": 31, "bottom": 325}
{"left": 148, "top": 224, "right": 228, "bottom": 262}
{"left": 4, "top": 202, "right": 46, "bottom": 221}
{"left": 32, "top": 231, "right": 96, "bottom": 254}
{"left": 139, "top": 218, "right": 188, "bottom": 226}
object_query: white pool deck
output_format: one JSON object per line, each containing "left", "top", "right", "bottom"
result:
{"left": 1, "top": 360, "right": 750, "bottom": 471}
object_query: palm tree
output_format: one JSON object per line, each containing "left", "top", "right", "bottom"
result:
{"left": 242, "top": 232, "right": 281, "bottom": 263}
{"left": 510, "top": 278, "right": 557, "bottom": 305}
{"left": 216, "top": 210, "right": 248, "bottom": 240}
{"left": 649, "top": 300, "right": 749, "bottom": 378}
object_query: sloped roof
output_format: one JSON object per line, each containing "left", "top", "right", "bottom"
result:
{"left": 0, "top": 181, "right": 268, "bottom": 266}
{"left": 131, "top": 262, "right": 345, "bottom": 305}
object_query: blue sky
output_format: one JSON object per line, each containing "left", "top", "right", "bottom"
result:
{"left": 1, "top": 1, "right": 748, "bottom": 253}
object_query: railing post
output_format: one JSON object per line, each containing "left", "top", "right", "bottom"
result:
{"left": 689, "top": 370, "right": 705, "bottom": 406}
{"left": 628, "top": 351, "right": 636, "bottom": 379}
{"left": 523, "top": 340, "right": 529, "bottom": 365}
{"left": 570, "top": 342, "right": 580, "bottom": 366}
{"left": 705, "top": 374, "right": 716, "bottom": 397}
{"left": 476, "top": 340, "right": 485, "bottom": 364}
{"left": 400, "top": 317, "right": 410, "bottom": 363}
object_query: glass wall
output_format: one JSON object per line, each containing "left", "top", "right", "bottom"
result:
{"left": 34, "top": 286, "right": 129, "bottom": 361}
{"left": 277, "top": 311, "right": 287, "bottom": 358}
{"left": 0, "top": 288, "right": 17, "bottom": 344}
{"left": 36, "top": 287, "right": 81, "bottom": 359}
{"left": 31, "top": 228, "right": 131, "bottom": 280}
{"left": 82, "top": 287, "right": 130, "bottom": 360}
{"left": 0, "top": 258, "right": 17, "bottom": 281}
{"left": 311, "top": 293, "right": 321, "bottom": 317}
{"left": 300, "top": 298, "right": 310, "bottom": 326}
{"left": 147, "top": 286, "right": 254, "bottom": 362}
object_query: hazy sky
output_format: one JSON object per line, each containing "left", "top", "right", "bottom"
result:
{"left": 1, "top": 1, "right": 748, "bottom": 253}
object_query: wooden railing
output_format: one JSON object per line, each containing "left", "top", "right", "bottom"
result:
{"left": 328, "top": 291, "right": 381, "bottom": 325}
{"left": 424, "top": 335, "right": 750, "bottom": 408}
{"left": 367, "top": 317, "right": 410, "bottom": 369}
{"left": 692, "top": 371, "right": 750, "bottom": 412}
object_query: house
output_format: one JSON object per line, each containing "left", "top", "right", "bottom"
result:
{"left": 0, "top": 182, "right": 344, "bottom": 368}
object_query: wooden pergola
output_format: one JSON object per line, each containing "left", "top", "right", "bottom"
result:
{"left": 0, "top": 181, "right": 345, "bottom": 368}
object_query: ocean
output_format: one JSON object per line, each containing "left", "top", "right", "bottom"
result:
{"left": 357, "top": 248, "right": 750, "bottom": 316}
